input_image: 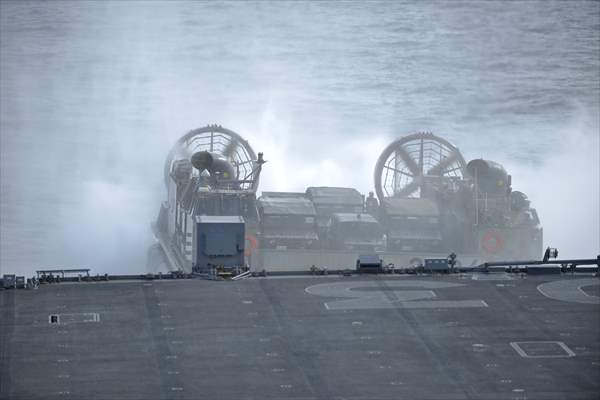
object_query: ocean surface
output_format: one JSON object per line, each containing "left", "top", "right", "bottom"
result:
{"left": 1, "top": 0, "right": 598, "bottom": 276}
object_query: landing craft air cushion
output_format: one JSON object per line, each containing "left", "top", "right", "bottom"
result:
{"left": 151, "top": 125, "right": 543, "bottom": 273}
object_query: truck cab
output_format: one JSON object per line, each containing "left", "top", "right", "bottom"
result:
{"left": 257, "top": 192, "right": 318, "bottom": 249}
{"left": 305, "top": 187, "right": 364, "bottom": 243}
{"left": 380, "top": 197, "right": 443, "bottom": 252}
{"left": 326, "top": 213, "right": 385, "bottom": 252}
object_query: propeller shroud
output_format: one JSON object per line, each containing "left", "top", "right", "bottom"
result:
{"left": 374, "top": 132, "right": 467, "bottom": 202}
{"left": 164, "top": 125, "right": 260, "bottom": 192}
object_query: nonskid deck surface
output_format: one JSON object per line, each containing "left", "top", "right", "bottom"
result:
{"left": 1, "top": 274, "right": 599, "bottom": 399}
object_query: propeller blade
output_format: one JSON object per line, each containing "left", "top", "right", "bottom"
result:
{"left": 427, "top": 151, "right": 459, "bottom": 176}
{"left": 395, "top": 146, "right": 421, "bottom": 176}
{"left": 396, "top": 177, "right": 421, "bottom": 197}
{"left": 223, "top": 139, "right": 239, "bottom": 159}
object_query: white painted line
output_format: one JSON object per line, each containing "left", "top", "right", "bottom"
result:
{"left": 170, "top": 387, "right": 183, "bottom": 391}
{"left": 510, "top": 342, "right": 528, "bottom": 358}
{"left": 578, "top": 284, "right": 598, "bottom": 298}
{"left": 537, "top": 279, "right": 600, "bottom": 304}
{"left": 167, "top": 371, "right": 180, "bottom": 375}
{"left": 557, "top": 341, "right": 576, "bottom": 357}
{"left": 510, "top": 341, "right": 576, "bottom": 358}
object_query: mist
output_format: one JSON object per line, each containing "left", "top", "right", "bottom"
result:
{"left": 1, "top": 1, "right": 598, "bottom": 276}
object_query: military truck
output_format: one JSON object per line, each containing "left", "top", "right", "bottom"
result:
{"left": 305, "top": 187, "right": 364, "bottom": 243}
{"left": 380, "top": 197, "right": 443, "bottom": 252}
{"left": 326, "top": 212, "right": 385, "bottom": 252}
{"left": 257, "top": 192, "right": 318, "bottom": 249}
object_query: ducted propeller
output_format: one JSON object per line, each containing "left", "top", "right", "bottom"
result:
{"left": 190, "top": 150, "right": 236, "bottom": 180}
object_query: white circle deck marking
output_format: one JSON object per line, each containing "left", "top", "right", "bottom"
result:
{"left": 305, "top": 280, "right": 487, "bottom": 310}
{"left": 537, "top": 279, "right": 600, "bottom": 304}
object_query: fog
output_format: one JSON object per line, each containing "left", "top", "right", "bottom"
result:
{"left": 1, "top": 1, "right": 598, "bottom": 276}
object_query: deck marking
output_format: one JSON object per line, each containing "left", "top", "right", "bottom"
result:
{"left": 306, "top": 280, "right": 487, "bottom": 310}
{"left": 510, "top": 341, "right": 575, "bottom": 358}
{"left": 472, "top": 273, "right": 514, "bottom": 281}
{"left": 537, "top": 279, "right": 600, "bottom": 304}
{"left": 52, "top": 313, "right": 100, "bottom": 325}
